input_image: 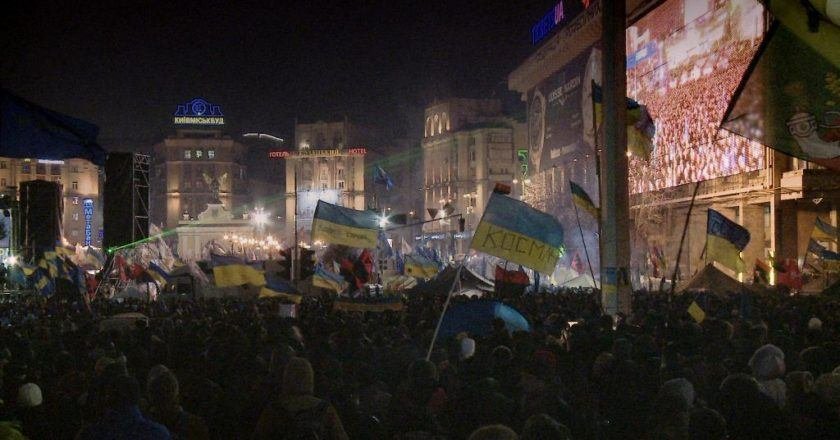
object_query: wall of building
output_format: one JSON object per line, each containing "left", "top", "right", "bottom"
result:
{"left": 0, "top": 157, "right": 102, "bottom": 247}
{"left": 420, "top": 99, "right": 522, "bottom": 258}
{"left": 151, "top": 128, "right": 249, "bottom": 230}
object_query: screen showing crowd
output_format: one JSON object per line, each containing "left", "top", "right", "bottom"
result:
{"left": 626, "top": 0, "right": 766, "bottom": 193}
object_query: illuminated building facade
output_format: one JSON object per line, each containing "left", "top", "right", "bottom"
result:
{"left": 283, "top": 120, "right": 367, "bottom": 245}
{"left": 421, "top": 98, "right": 525, "bottom": 257}
{"left": 0, "top": 157, "right": 102, "bottom": 247}
{"left": 509, "top": 0, "right": 840, "bottom": 286}
{"left": 151, "top": 99, "right": 250, "bottom": 230}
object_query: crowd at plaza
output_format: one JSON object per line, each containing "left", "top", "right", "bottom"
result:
{"left": 0, "top": 284, "right": 838, "bottom": 439}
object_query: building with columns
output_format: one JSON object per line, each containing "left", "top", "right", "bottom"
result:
{"left": 421, "top": 98, "right": 525, "bottom": 258}
{"left": 283, "top": 120, "right": 368, "bottom": 246}
{"left": 151, "top": 99, "right": 250, "bottom": 230}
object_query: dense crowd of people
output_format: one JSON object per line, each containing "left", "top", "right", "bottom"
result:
{"left": 0, "top": 283, "right": 838, "bottom": 439}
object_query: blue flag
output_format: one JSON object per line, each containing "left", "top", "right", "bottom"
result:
{"left": 373, "top": 165, "right": 395, "bottom": 191}
{"left": 1, "top": 89, "right": 106, "bottom": 165}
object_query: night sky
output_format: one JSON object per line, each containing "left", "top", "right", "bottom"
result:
{"left": 2, "top": 0, "right": 546, "bottom": 152}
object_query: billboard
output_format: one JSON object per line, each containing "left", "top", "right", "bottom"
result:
{"left": 528, "top": 48, "right": 601, "bottom": 173}
{"left": 626, "top": 0, "right": 766, "bottom": 193}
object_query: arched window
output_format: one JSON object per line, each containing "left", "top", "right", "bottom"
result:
{"left": 425, "top": 117, "right": 432, "bottom": 137}
{"left": 433, "top": 114, "right": 440, "bottom": 135}
{"left": 442, "top": 112, "right": 450, "bottom": 132}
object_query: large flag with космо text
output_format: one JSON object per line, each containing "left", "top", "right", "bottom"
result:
{"left": 471, "top": 193, "right": 564, "bottom": 274}
{"left": 706, "top": 209, "right": 750, "bottom": 273}
{"left": 311, "top": 200, "right": 379, "bottom": 249}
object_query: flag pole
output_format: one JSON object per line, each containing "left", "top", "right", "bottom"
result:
{"left": 573, "top": 201, "right": 598, "bottom": 289}
{"left": 426, "top": 262, "right": 464, "bottom": 361}
{"left": 668, "top": 181, "right": 701, "bottom": 300}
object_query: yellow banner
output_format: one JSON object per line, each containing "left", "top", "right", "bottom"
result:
{"left": 312, "top": 219, "right": 378, "bottom": 249}
{"left": 259, "top": 287, "right": 302, "bottom": 303}
{"left": 213, "top": 264, "right": 266, "bottom": 287}
{"left": 707, "top": 234, "right": 745, "bottom": 273}
{"left": 332, "top": 301, "right": 405, "bottom": 313}
{"left": 471, "top": 222, "right": 561, "bottom": 274}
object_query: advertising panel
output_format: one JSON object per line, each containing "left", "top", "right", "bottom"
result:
{"left": 528, "top": 47, "right": 601, "bottom": 173}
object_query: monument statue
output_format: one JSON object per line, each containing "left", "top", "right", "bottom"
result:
{"left": 202, "top": 172, "right": 228, "bottom": 204}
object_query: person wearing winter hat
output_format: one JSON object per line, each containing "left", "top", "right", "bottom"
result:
{"left": 660, "top": 378, "right": 696, "bottom": 410}
{"left": 749, "top": 343, "right": 787, "bottom": 407}
{"left": 460, "top": 337, "right": 476, "bottom": 361}
{"left": 17, "top": 383, "right": 42, "bottom": 408}
{"left": 146, "top": 367, "right": 209, "bottom": 440}
{"left": 252, "top": 357, "right": 348, "bottom": 439}
{"left": 16, "top": 383, "right": 49, "bottom": 439}
{"left": 468, "top": 424, "right": 518, "bottom": 440}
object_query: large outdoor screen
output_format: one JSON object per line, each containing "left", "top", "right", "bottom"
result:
{"left": 626, "top": 0, "right": 766, "bottom": 193}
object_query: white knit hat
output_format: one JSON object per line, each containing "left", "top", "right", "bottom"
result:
{"left": 18, "top": 383, "right": 43, "bottom": 408}
{"left": 808, "top": 317, "right": 822, "bottom": 331}
{"left": 460, "top": 337, "right": 476, "bottom": 360}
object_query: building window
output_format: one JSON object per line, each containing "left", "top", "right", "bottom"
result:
{"left": 50, "top": 165, "right": 61, "bottom": 175}
{"left": 208, "top": 149, "right": 215, "bottom": 159}
{"left": 73, "top": 212, "right": 79, "bottom": 221}
{"left": 22, "top": 164, "right": 30, "bottom": 174}
{"left": 36, "top": 164, "right": 46, "bottom": 175}
{"left": 321, "top": 182, "right": 328, "bottom": 190}
{"left": 184, "top": 150, "right": 192, "bottom": 159}
{"left": 337, "top": 167, "right": 344, "bottom": 178}
{"left": 0, "top": 161, "right": 6, "bottom": 169}
{"left": 72, "top": 166, "right": 79, "bottom": 173}
{"left": 72, "top": 181, "right": 78, "bottom": 190}
{"left": 0, "top": 178, "right": 5, "bottom": 187}
{"left": 72, "top": 197, "right": 79, "bottom": 205}
{"left": 338, "top": 180, "right": 345, "bottom": 189}
{"left": 195, "top": 149, "right": 203, "bottom": 159}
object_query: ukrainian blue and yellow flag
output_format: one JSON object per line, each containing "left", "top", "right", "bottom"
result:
{"left": 404, "top": 253, "right": 439, "bottom": 279}
{"left": 213, "top": 263, "right": 266, "bottom": 287}
{"left": 33, "top": 268, "right": 55, "bottom": 296}
{"left": 592, "top": 81, "right": 656, "bottom": 159}
{"left": 312, "top": 200, "right": 379, "bottom": 249}
{"left": 813, "top": 218, "right": 839, "bottom": 243}
{"left": 569, "top": 180, "right": 599, "bottom": 219}
{"left": 312, "top": 264, "right": 349, "bottom": 293}
{"left": 706, "top": 209, "right": 750, "bottom": 273}
{"left": 471, "top": 193, "right": 564, "bottom": 274}
{"left": 147, "top": 262, "right": 170, "bottom": 287}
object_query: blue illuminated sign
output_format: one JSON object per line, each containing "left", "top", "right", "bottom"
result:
{"left": 531, "top": 0, "right": 592, "bottom": 45}
{"left": 83, "top": 198, "right": 94, "bottom": 246}
{"left": 173, "top": 98, "right": 225, "bottom": 125}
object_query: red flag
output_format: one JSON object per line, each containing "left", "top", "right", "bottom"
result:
{"left": 776, "top": 258, "right": 802, "bottom": 290}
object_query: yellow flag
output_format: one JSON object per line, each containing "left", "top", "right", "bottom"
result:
{"left": 687, "top": 301, "right": 706, "bottom": 324}
{"left": 213, "top": 264, "right": 266, "bottom": 287}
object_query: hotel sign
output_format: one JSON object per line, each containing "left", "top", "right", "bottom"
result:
{"left": 268, "top": 147, "right": 367, "bottom": 159}
{"left": 173, "top": 98, "right": 225, "bottom": 125}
